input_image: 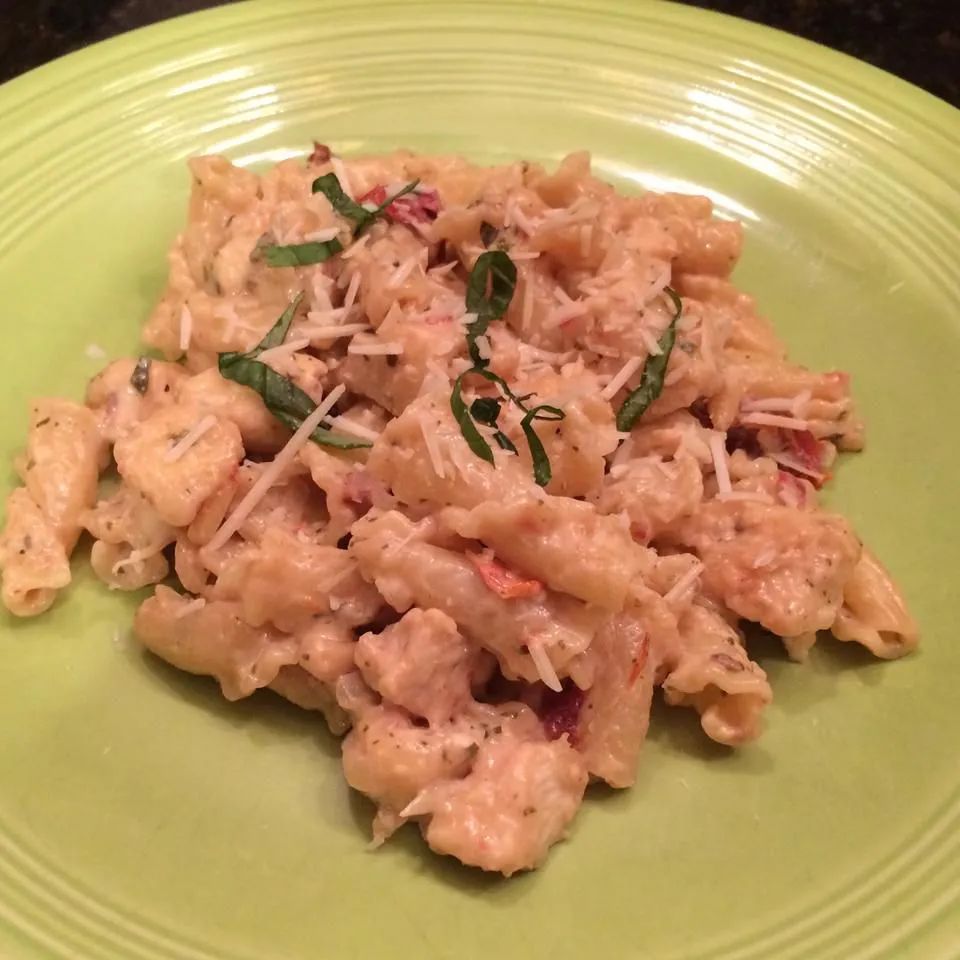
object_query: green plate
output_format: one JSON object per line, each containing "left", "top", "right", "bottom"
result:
{"left": 1, "top": 2, "right": 958, "bottom": 957}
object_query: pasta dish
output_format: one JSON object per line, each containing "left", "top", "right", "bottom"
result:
{"left": 0, "top": 147, "right": 919, "bottom": 875}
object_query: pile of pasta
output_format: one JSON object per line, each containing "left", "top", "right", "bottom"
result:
{"left": 0, "top": 149, "right": 919, "bottom": 875}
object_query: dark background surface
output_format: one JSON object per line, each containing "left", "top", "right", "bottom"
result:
{"left": 0, "top": 0, "right": 957, "bottom": 106}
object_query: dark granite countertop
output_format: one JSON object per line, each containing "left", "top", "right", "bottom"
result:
{"left": 1, "top": 0, "right": 957, "bottom": 106}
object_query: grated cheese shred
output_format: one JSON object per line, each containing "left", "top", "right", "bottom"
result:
{"left": 164, "top": 414, "right": 218, "bottom": 463}
{"left": 709, "top": 432, "right": 732, "bottom": 495}
{"left": 206, "top": 384, "right": 345, "bottom": 552}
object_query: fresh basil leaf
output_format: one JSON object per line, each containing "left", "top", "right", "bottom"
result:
{"left": 464, "top": 251, "right": 517, "bottom": 366}
{"left": 262, "top": 239, "right": 343, "bottom": 267}
{"left": 493, "top": 431, "right": 518, "bottom": 454}
{"left": 253, "top": 292, "right": 304, "bottom": 353}
{"left": 520, "top": 404, "right": 565, "bottom": 487}
{"left": 450, "top": 371, "right": 494, "bottom": 466}
{"left": 615, "top": 287, "right": 683, "bottom": 432}
{"left": 312, "top": 173, "right": 420, "bottom": 236}
{"left": 130, "top": 357, "right": 151, "bottom": 395}
{"left": 468, "top": 366, "right": 529, "bottom": 412}
{"left": 479, "top": 221, "right": 498, "bottom": 248}
{"left": 470, "top": 396, "right": 502, "bottom": 427}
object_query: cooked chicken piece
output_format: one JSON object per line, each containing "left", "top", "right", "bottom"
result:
{"left": 666, "top": 500, "right": 861, "bottom": 637}
{"left": 408, "top": 722, "right": 588, "bottom": 876}
{"left": 594, "top": 452, "right": 703, "bottom": 543}
{"left": 356, "top": 608, "right": 480, "bottom": 724}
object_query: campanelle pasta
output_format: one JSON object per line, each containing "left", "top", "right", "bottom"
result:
{"left": 0, "top": 148, "right": 920, "bottom": 875}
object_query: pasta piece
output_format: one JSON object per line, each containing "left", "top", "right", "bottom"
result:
{"left": 235, "top": 527, "right": 382, "bottom": 632}
{"left": 668, "top": 500, "right": 861, "bottom": 638}
{"left": 133, "top": 585, "right": 299, "bottom": 701}
{"left": 114, "top": 403, "right": 243, "bottom": 527}
{"left": 17, "top": 399, "right": 105, "bottom": 552}
{"left": 355, "top": 608, "right": 479, "bottom": 724}
{"left": 367, "top": 393, "right": 536, "bottom": 509}
{"left": 268, "top": 667, "right": 349, "bottom": 734}
{"left": 662, "top": 603, "right": 772, "bottom": 746}
{"left": 0, "top": 488, "right": 72, "bottom": 616}
{"left": 175, "top": 368, "right": 290, "bottom": 454}
{"left": 350, "top": 511, "right": 604, "bottom": 687}
{"left": 86, "top": 357, "right": 188, "bottom": 442}
{"left": 90, "top": 541, "right": 169, "bottom": 591}
{"left": 831, "top": 548, "right": 920, "bottom": 659}
{"left": 442, "top": 497, "right": 653, "bottom": 611}
{"left": 577, "top": 604, "right": 661, "bottom": 787}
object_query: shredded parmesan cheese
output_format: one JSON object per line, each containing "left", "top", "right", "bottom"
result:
{"left": 527, "top": 638, "right": 562, "bottom": 693}
{"left": 387, "top": 256, "right": 418, "bottom": 290}
{"left": 164, "top": 415, "right": 218, "bottom": 463}
{"left": 419, "top": 415, "right": 446, "bottom": 478}
{"left": 600, "top": 357, "right": 643, "bottom": 401}
{"left": 304, "top": 226, "right": 341, "bottom": 243}
{"left": 770, "top": 452, "right": 824, "bottom": 481}
{"left": 340, "top": 234, "right": 370, "bottom": 259}
{"left": 474, "top": 334, "right": 492, "bottom": 361}
{"left": 428, "top": 261, "right": 457, "bottom": 277}
{"left": 709, "top": 432, "right": 732, "bottom": 495}
{"left": 300, "top": 322, "right": 371, "bottom": 340}
{"left": 257, "top": 337, "right": 310, "bottom": 366}
{"left": 206, "top": 385, "right": 345, "bottom": 552}
{"left": 740, "top": 412, "right": 811, "bottom": 431}
{"left": 330, "top": 157, "right": 353, "bottom": 197}
{"left": 663, "top": 561, "right": 703, "bottom": 605}
{"left": 348, "top": 341, "right": 404, "bottom": 356}
{"left": 178, "top": 305, "right": 194, "bottom": 352}
{"left": 328, "top": 415, "right": 380, "bottom": 442}
{"left": 740, "top": 396, "right": 796, "bottom": 414}
{"left": 342, "top": 269, "right": 362, "bottom": 313}
{"left": 718, "top": 490, "right": 775, "bottom": 504}
{"left": 638, "top": 327, "right": 663, "bottom": 356}
{"left": 172, "top": 597, "right": 207, "bottom": 619}
{"left": 521, "top": 278, "right": 535, "bottom": 332}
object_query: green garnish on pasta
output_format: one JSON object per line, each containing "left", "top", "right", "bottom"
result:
{"left": 218, "top": 295, "right": 371, "bottom": 450}
{"left": 262, "top": 239, "right": 344, "bottom": 267}
{"left": 615, "top": 287, "right": 683, "bottom": 431}
{"left": 312, "top": 173, "right": 420, "bottom": 236}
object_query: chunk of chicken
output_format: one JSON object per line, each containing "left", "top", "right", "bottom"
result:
{"left": 667, "top": 500, "right": 861, "bottom": 637}
{"left": 409, "top": 724, "right": 588, "bottom": 876}
{"left": 356, "top": 608, "right": 479, "bottom": 724}
{"left": 594, "top": 452, "right": 703, "bottom": 543}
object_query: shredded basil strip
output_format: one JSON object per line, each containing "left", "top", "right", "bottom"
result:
{"left": 464, "top": 251, "right": 517, "bottom": 366}
{"left": 218, "top": 296, "right": 370, "bottom": 450}
{"left": 450, "top": 372, "right": 494, "bottom": 465}
{"left": 130, "top": 357, "right": 151, "bottom": 395}
{"left": 469, "top": 396, "right": 502, "bottom": 427}
{"left": 262, "top": 239, "right": 343, "bottom": 267}
{"left": 493, "top": 431, "right": 518, "bottom": 454}
{"left": 520, "top": 404, "right": 565, "bottom": 487}
{"left": 312, "top": 173, "right": 420, "bottom": 236}
{"left": 615, "top": 287, "right": 683, "bottom": 432}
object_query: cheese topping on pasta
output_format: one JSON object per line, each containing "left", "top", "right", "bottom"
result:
{"left": 0, "top": 148, "right": 920, "bottom": 876}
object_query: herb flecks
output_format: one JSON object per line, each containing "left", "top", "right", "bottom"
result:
{"left": 616, "top": 287, "right": 683, "bottom": 432}
{"left": 218, "top": 296, "right": 370, "bottom": 451}
{"left": 130, "top": 357, "right": 151, "bottom": 395}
